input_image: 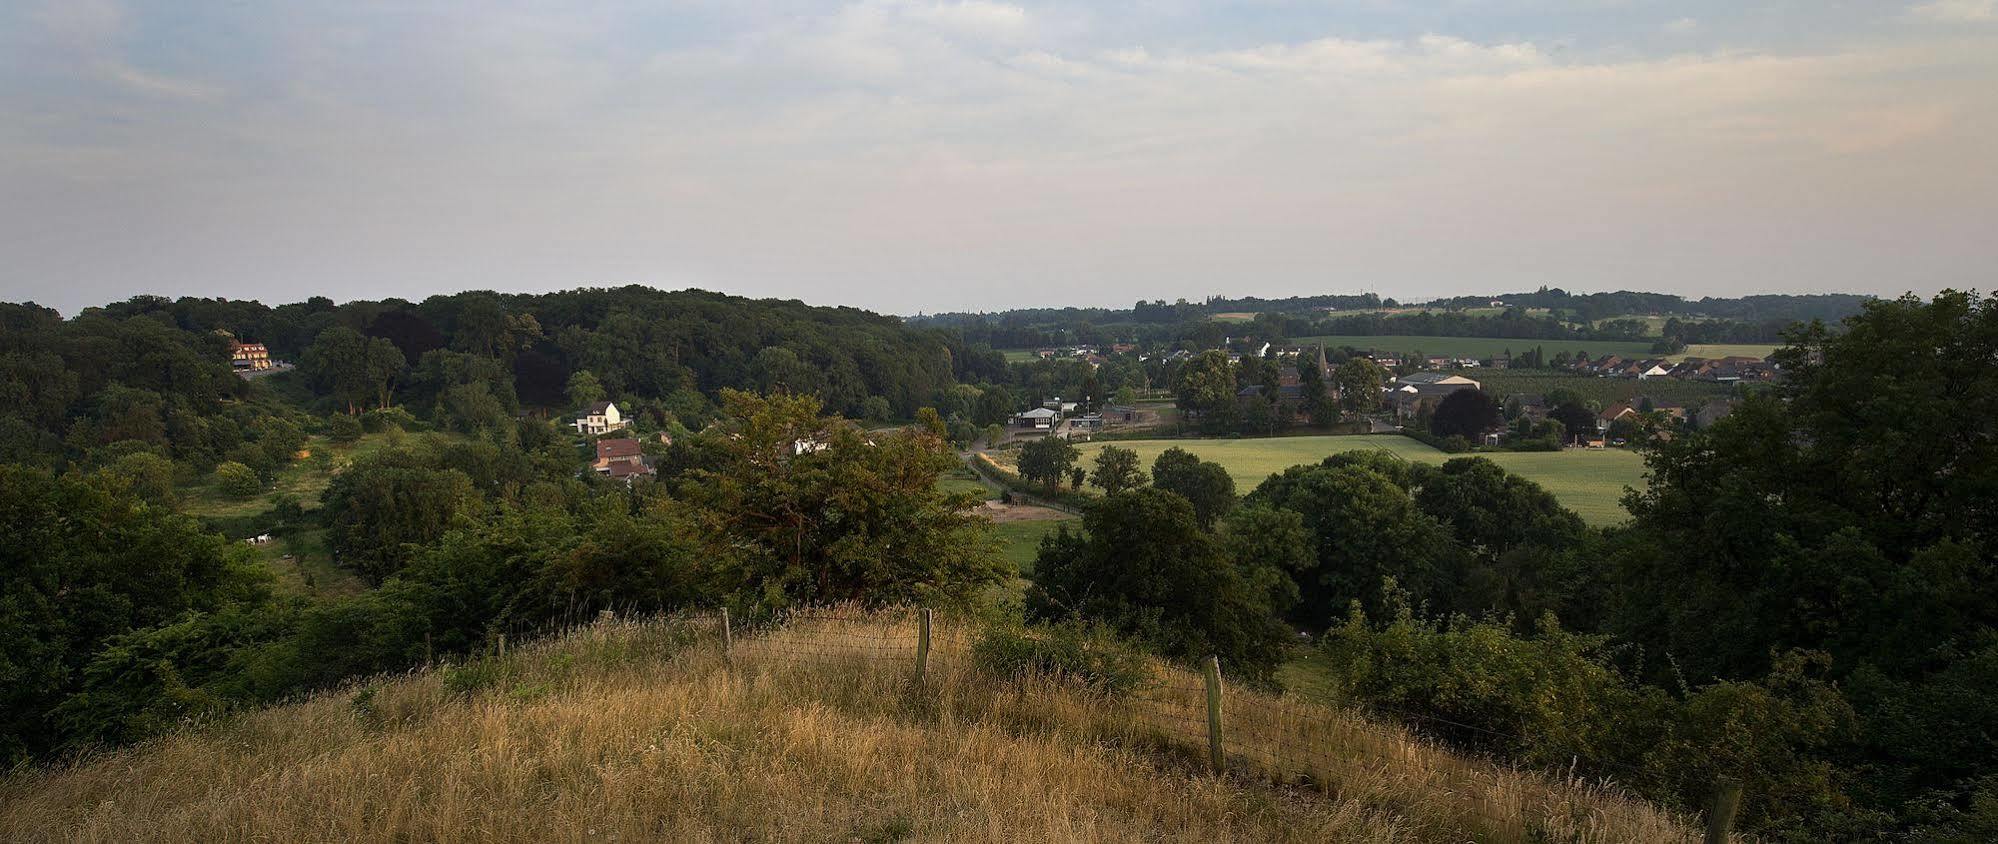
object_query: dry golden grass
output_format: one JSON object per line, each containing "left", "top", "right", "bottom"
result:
{"left": 0, "top": 610, "right": 1703, "bottom": 843}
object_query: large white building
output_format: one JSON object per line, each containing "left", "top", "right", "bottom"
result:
{"left": 574, "top": 401, "right": 625, "bottom": 436}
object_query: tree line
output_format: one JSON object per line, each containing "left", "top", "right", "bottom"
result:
{"left": 1022, "top": 291, "right": 1996, "bottom": 841}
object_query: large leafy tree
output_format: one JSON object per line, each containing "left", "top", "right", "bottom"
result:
{"left": 1027, "top": 488, "right": 1296, "bottom": 674}
{"left": 679, "top": 390, "right": 1003, "bottom": 610}
{"left": 1607, "top": 291, "right": 1998, "bottom": 826}
{"left": 0, "top": 467, "right": 265, "bottom": 763}
{"left": 1088, "top": 445, "right": 1146, "bottom": 494}
{"left": 1150, "top": 446, "right": 1236, "bottom": 529}
{"left": 1335, "top": 357, "right": 1388, "bottom": 413}
{"left": 1173, "top": 350, "right": 1239, "bottom": 430}
{"left": 321, "top": 449, "right": 478, "bottom": 583}
{"left": 1017, "top": 435, "right": 1079, "bottom": 490}
{"left": 1430, "top": 389, "right": 1501, "bottom": 439}
{"left": 1246, "top": 460, "right": 1459, "bottom": 627}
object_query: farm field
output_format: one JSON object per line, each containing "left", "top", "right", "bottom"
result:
{"left": 1670, "top": 343, "right": 1780, "bottom": 361}
{"left": 1057, "top": 435, "right": 1647, "bottom": 525}
{"left": 1292, "top": 334, "right": 1657, "bottom": 361}
{"left": 1464, "top": 370, "right": 1737, "bottom": 406}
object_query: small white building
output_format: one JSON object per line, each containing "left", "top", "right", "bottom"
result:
{"left": 574, "top": 401, "right": 625, "bottom": 436}
{"left": 1014, "top": 407, "right": 1059, "bottom": 429}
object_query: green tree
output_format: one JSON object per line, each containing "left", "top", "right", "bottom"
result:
{"left": 301, "top": 325, "right": 367, "bottom": 413}
{"left": 1150, "top": 447, "right": 1235, "bottom": 529}
{"left": 1017, "top": 435, "right": 1079, "bottom": 491}
{"left": 915, "top": 406, "right": 949, "bottom": 439}
{"left": 1598, "top": 291, "right": 1998, "bottom": 833}
{"left": 1027, "top": 488, "right": 1296, "bottom": 675}
{"left": 1297, "top": 348, "right": 1335, "bottom": 425}
{"left": 565, "top": 369, "right": 605, "bottom": 409}
{"left": 680, "top": 390, "right": 1003, "bottom": 610}
{"left": 972, "top": 385, "right": 1016, "bottom": 427}
{"left": 104, "top": 451, "right": 177, "bottom": 507}
{"left": 321, "top": 449, "right": 477, "bottom": 583}
{"left": 327, "top": 412, "right": 363, "bottom": 444}
{"left": 1088, "top": 445, "right": 1146, "bottom": 494}
{"left": 213, "top": 461, "right": 261, "bottom": 498}
{"left": 1336, "top": 357, "right": 1388, "bottom": 413}
{"left": 364, "top": 337, "right": 405, "bottom": 409}
{"left": 1430, "top": 389, "right": 1502, "bottom": 439}
{"left": 1549, "top": 401, "right": 1596, "bottom": 443}
{"left": 0, "top": 466, "right": 265, "bottom": 762}
{"left": 1246, "top": 461, "right": 1458, "bottom": 627}
{"left": 1173, "top": 351, "right": 1239, "bottom": 431}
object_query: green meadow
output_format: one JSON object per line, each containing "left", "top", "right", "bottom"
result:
{"left": 1070, "top": 435, "right": 1648, "bottom": 526}
{"left": 1292, "top": 335, "right": 1659, "bottom": 360}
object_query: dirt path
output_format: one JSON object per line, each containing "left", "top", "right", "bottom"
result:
{"left": 974, "top": 500, "right": 1070, "bottom": 523}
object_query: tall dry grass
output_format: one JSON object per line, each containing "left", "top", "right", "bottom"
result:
{"left": 0, "top": 609, "right": 1704, "bottom": 843}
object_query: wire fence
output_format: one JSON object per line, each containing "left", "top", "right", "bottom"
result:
{"left": 530, "top": 606, "right": 1736, "bottom": 843}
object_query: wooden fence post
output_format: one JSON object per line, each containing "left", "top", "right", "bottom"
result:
{"left": 1203, "top": 655, "right": 1225, "bottom": 774}
{"left": 423, "top": 631, "right": 433, "bottom": 667}
{"left": 497, "top": 633, "right": 506, "bottom": 658}
{"left": 720, "top": 607, "right": 734, "bottom": 668}
{"left": 914, "top": 608, "right": 933, "bottom": 687}
{"left": 1705, "top": 777, "right": 1742, "bottom": 844}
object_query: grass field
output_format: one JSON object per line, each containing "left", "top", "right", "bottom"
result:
{"left": 1465, "top": 370, "right": 1736, "bottom": 407}
{"left": 1000, "top": 349, "right": 1042, "bottom": 363}
{"left": 991, "top": 518, "right": 1073, "bottom": 574}
{"left": 939, "top": 465, "right": 1001, "bottom": 500}
{"left": 1670, "top": 343, "right": 1780, "bottom": 361}
{"left": 0, "top": 611, "right": 1697, "bottom": 842}
{"left": 1292, "top": 335, "right": 1658, "bottom": 361}
{"left": 178, "top": 431, "right": 407, "bottom": 522}
{"left": 1061, "top": 435, "right": 1647, "bottom": 525}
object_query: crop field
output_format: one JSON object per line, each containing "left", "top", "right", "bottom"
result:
{"left": 1292, "top": 335, "right": 1658, "bottom": 360}
{"left": 1670, "top": 343, "right": 1780, "bottom": 361}
{"left": 1465, "top": 370, "right": 1737, "bottom": 406}
{"left": 1065, "top": 435, "right": 1648, "bottom": 525}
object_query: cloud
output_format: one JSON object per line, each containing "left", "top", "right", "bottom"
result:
{"left": 103, "top": 63, "right": 220, "bottom": 99}
{"left": 1664, "top": 17, "right": 1698, "bottom": 34}
{"left": 2, "top": 1, "right": 1995, "bottom": 313}
{"left": 1910, "top": 0, "right": 1997, "bottom": 22}
{"left": 906, "top": 1, "right": 1032, "bottom": 42}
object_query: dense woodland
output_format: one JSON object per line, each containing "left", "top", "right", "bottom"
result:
{"left": 0, "top": 285, "right": 1990, "bottom": 841}
{"left": 915, "top": 289, "right": 1870, "bottom": 352}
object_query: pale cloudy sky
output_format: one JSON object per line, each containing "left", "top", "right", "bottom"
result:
{"left": 2, "top": 1, "right": 1993, "bottom": 315}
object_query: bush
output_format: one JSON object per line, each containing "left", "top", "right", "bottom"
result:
{"left": 360, "top": 407, "right": 416, "bottom": 434}
{"left": 213, "top": 461, "right": 261, "bottom": 498}
{"left": 328, "top": 413, "right": 363, "bottom": 444}
{"left": 1316, "top": 590, "right": 1861, "bottom": 838}
{"left": 972, "top": 623, "right": 1151, "bottom": 696}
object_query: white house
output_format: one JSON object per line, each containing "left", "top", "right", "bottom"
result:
{"left": 1014, "top": 407, "right": 1059, "bottom": 429}
{"left": 573, "top": 401, "right": 625, "bottom": 436}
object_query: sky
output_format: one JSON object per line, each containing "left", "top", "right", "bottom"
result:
{"left": 2, "top": 1, "right": 1994, "bottom": 316}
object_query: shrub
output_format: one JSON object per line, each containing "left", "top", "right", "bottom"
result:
{"left": 972, "top": 623, "right": 1151, "bottom": 696}
{"left": 213, "top": 461, "right": 261, "bottom": 497}
{"left": 360, "top": 407, "right": 416, "bottom": 434}
{"left": 328, "top": 413, "right": 364, "bottom": 444}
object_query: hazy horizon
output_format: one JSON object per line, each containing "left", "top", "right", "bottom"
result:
{"left": 4, "top": 1, "right": 1993, "bottom": 315}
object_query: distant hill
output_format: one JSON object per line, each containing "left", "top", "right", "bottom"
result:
{"left": 0, "top": 611, "right": 1696, "bottom": 843}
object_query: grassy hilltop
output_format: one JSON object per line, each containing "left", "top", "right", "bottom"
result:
{"left": 0, "top": 611, "right": 1697, "bottom": 843}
